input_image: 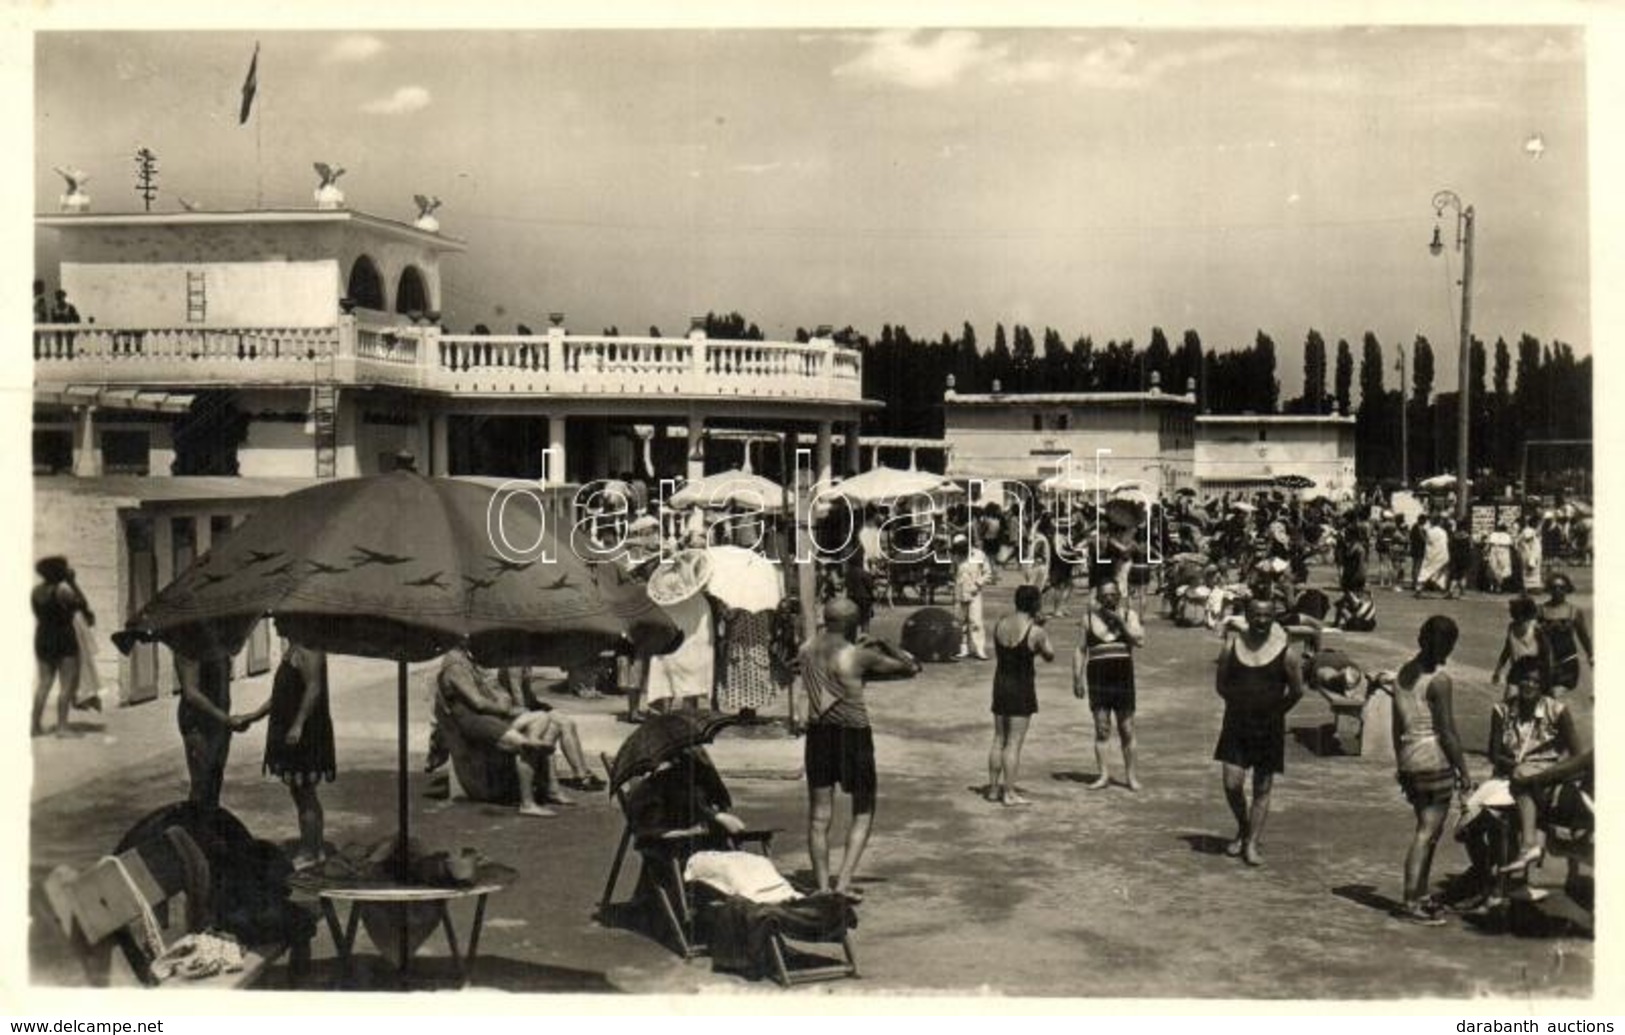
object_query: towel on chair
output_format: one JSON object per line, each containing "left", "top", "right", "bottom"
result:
{"left": 684, "top": 851, "right": 797, "bottom": 904}
{"left": 705, "top": 892, "right": 856, "bottom": 980}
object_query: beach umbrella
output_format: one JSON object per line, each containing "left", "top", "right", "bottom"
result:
{"left": 669, "top": 468, "right": 786, "bottom": 513}
{"left": 605, "top": 711, "right": 741, "bottom": 795}
{"left": 1039, "top": 472, "right": 1096, "bottom": 496}
{"left": 702, "top": 545, "right": 783, "bottom": 612}
{"left": 114, "top": 469, "right": 675, "bottom": 879}
{"left": 828, "top": 465, "right": 962, "bottom": 505}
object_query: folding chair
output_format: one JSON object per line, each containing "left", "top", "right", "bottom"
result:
{"left": 41, "top": 826, "right": 310, "bottom": 988}
{"left": 597, "top": 751, "right": 774, "bottom": 958}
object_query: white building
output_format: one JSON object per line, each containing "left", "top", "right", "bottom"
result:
{"left": 942, "top": 387, "right": 1198, "bottom": 496}
{"left": 34, "top": 204, "right": 878, "bottom": 702}
{"left": 1194, "top": 414, "right": 1358, "bottom": 498}
{"left": 35, "top": 208, "right": 875, "bottom": 484}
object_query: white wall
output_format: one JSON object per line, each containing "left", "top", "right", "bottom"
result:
{"left": 61, "top": 261, "right": 339, "bottom": 327}
{"left": 32, "top": 484, "right": 124, "bottom": 697}
{"left": 945, "top": 404, "right": 1193, "bottom": 492}
{"left": 1195, "top": 421, "right": 1357, "bottom": 492}
{"left": 238, "top": 420, "right": 316, "bottom": 478}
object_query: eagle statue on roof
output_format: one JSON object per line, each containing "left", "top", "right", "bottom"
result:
{"left": 54, "top": 166, "right": 91, "bottom": 213}
{"left": 313, "top": 162, "right": 347, "bottom": 210}
{"left": 413, "top": 194, "right": 442, "bottom": 233}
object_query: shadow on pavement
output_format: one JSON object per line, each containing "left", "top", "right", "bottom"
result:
{"left": 1177, "top": 833, "right": 1233, "bottom": 856}
{"left": 592, "top": 900, "right": 667, "bottom": 949}
{"left": 289, "top": 954, "right": 623, "bottom": 993}
{"left": 1331, "top": 883, "right": 1403, "bottom": 916}
{"left": 1290, "top": 724, "right": 1346, "bottom": 758}
{"left": 1050, "top": 770, "right": 1102, "bottom": 784}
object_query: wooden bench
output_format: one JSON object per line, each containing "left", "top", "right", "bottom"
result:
{"left": 42, "top": 826, "right": 309, "bottom": 989}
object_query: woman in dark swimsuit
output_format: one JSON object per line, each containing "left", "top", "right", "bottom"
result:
{"left": 986, "top": 586, "right": 1054, "bottom": 807}
{"left": 31, "top": 556, "right": 92, "bottom": 737}
{"left": 1214, "top": 597, "right": 1305, "bottom": 867}
{"left": 1537, "top": 573, "right": 1593, "bottom": 694}
{"left": 241, "top": 637, "right": 337, "bottom": 868}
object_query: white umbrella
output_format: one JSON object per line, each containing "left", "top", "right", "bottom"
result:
{"left": 1418, "top": 474, "right": 1457, "bottom": 490}
{"left": 828, "top": 466, "right": 962, "bottom": 505}
{"left": 1110, "top": 485, "right": 1157, "bottom": 506}
{"left": 669, "top": 468, "right": 786, "bottom": 512}
{"left": 1039, "top": 472, "right": 1096, "bottom": 496}
{"left": 703, "top": 545, "right": 783, "bottom": 612}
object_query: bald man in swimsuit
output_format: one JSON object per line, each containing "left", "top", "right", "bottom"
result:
{"left": 793, "top": 597, "right": 921, "bottom": 899}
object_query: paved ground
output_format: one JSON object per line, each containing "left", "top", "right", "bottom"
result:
{"left": 27, "top": 567, "right": 1594, "bottom": 997}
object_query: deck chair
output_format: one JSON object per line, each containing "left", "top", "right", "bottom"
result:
{"left": 689, "top": 859, "right": 859, "bottom": 987}
{"left": 597, "top": 751, "right": 774, "bottom": 958}
{"left": 41, "top": 826, "right": 310, "bottom": 988}
{"left": 1535, "top": 771, "right": 1595, "bottom": 916}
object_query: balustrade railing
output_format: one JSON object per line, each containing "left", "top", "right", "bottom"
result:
{"left": 437, "top": 335, "right": 550, "bottom": 374}
{"left": 354, "top": 325, "right": 421, "bottom": 365}
{"left": 33, "top": 325, "right": 341, "bottom": 363}
{"left": 35, "top": 322, "right": 863, "bottom": 400}
{"left": 561, "top": 337, "right": 692, "bottom": 376}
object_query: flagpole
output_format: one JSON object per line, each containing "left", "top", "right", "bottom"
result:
{"left": 255, "top": 46, "right": 263, "bottom": 209}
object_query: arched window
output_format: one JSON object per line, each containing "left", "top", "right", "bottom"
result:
{"left": 395, "top": 265, "right": 429, "bottom": 316}
{"left": 346, "top": 256, "right": 385, "bottom": 311}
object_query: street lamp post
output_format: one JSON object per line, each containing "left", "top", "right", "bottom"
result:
{"left": 1430, "top": 190, "right": 1475, "bottom": 520}
{"left": 1395, "top": 343, "right": 1409, "bottom": 487}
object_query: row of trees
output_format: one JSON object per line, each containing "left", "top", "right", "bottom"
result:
{"left": 817, "top": 320, "right": 1587, "bottom": 485}
{"left": 693, "top": 311, "right": 1589, "bottom": 485}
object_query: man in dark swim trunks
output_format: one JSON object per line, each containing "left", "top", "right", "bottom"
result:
{"left": 793, "top": 597, "right": 920, "bottom": 898}
{"left": 1214, "top": 597, "right": 1305, "bottom": 867}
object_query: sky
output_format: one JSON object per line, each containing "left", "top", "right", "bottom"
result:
{"left": 32, "top": 21, "right": 1592, "bottom": 393}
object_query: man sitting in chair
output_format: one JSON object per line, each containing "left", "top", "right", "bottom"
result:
{"left": 628, "top": 747, "right": 748, "bottom": 840}
{"left": 436, "top": 642, "right": 605, "bottom": 817}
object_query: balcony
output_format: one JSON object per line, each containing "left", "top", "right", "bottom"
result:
{"left": 34, "top": 318, "right": 866, "bottom": 405}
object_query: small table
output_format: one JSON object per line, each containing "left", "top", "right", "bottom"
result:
{"left": 290, "top": 871, "right": 511, "bottom": 988}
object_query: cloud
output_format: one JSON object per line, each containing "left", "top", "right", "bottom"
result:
{"left": 361, "top": 86, "right": 431, "bottom": 115}
{"left": 325, "top": 35, "right": 384, "bottom": 64}
{"left": 1466, "top": 32, "right": 1582, "bottom": 66}
{"left": 832, "top": 29, "right": 1007, "bottom": 89}
{"left": 835, "top": 30, "right": 1257, "bottom": 92}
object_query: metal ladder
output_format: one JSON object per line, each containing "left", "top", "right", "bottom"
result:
{"left": 312, "top": 383, "right": 338, "bottom": 478}
{"left": 185, "top": 271, "right": 207, "bottom": 323}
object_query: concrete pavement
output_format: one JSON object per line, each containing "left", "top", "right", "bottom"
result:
{"left": 27, "top": 568, "right": 1593, "bottom": 996}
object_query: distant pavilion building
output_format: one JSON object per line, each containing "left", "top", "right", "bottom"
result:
{"left": 1193, "top": 414, "right": 1358, "bottom": 498}
{"left": 942, "top": 381, "right": 1198, "bottom": 496}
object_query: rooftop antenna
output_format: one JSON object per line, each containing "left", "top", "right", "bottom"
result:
{"left": 133, "top": 148, "right": 159, "bottom": 212}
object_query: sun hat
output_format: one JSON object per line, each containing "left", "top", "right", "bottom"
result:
{"left": 646, "top": 549, "right": 713, "bottom": 607}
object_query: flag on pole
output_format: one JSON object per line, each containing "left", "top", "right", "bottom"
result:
{"left": 238, "top": 42, "right": 259, "bottom": 125}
